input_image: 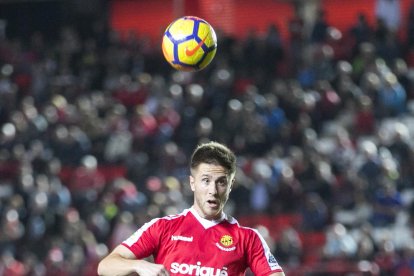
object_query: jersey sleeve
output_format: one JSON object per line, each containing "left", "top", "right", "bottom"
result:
{"left": 121, "top": 218, "right": 161, "bottom": 259}
{"left": 246, "top": 229, "right": 284, "bottom": 275}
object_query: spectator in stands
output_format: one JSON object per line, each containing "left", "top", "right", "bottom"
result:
{"left": 300, "top": 192, "right": 329, "bottom": 232}
{"left": 249, "top": 158, "right": 273, "bottom": 213}
{"left": 350, "top": 13, "right": 374, "bottom": 53}
{"left": 377, "top": 72, "right": 407, "bottom": 117}
{"left": 323, "top": 223, "right": 357, "bottom": 259}
{"left": 353, "top": 223, "right": 377, "bottom": 261}
{"left": 375, "top": 0, "right": 402, "bottom": 34}
{"left": 272, "top": 164, "right": 303, "bottom": 214}
{"left": 394, "top": 245, "right": 414, "bottom": 275}
{"left": 0, "top": 250, "right": 26, "bottom": 276}
{"left": 311, "top": 9, "right": 329, "bottom": 44}
{"left": 69, "top": 155, "right": 105, "bottom": 212}
{"left": 373, "top": 235, "right": 399, "bottom": 274}
{"left": 352, "top": 42, "right": 377, "bottom": 82}
{"left": 275, "top": 226, "right": 303, "bottom": 268}
{"left": 353, "top": 95, "right": 376, "bottom": 136}
{"left": 392, "top": 58, "right": 412, "bottom": 100}
{"left": 262, "top": 93, "right": 286, "bottom": 144}
{"left": 228, "top": 168, "right": 253, "bottom": 217}
{"left": 287, "top": 8, "right": 306, "bottom": 75}
{"left": 262, "top": 23, "right": 284, "bottom": 78}
{"left": 356, "top": 140, "right": 383, "bottom": 194}
{"left": 370, "top": 181, "right": 404, "bottom": 227}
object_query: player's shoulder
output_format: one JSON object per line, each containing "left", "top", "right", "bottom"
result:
{"left": 152, "top": 208, "right": 191, "bottom": 225}
{"left": 231, "top": 217, "right": 265, "bottom": 237}
{"left": 227, "top": 216, "right": 255, "bottom": 231}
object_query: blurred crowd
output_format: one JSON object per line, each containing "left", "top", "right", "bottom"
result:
{"left": 1, "top": 1, "right": 414, "bottom": 275}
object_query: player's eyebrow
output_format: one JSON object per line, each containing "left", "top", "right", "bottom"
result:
{"left": 214, "top": 175, "right": 229, "bottom": 184}
{"left": 200, "top": 172, "right": 227, "bottom": 178}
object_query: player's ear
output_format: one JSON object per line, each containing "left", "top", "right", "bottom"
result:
{"left": 189, "top": 175, "right": 196, "bottom": 191}
{"left": 230, "top": 177, "right": 235, "bottom": 191}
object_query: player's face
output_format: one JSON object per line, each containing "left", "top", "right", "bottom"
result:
{"left": 190, "top": 163, "right": 234, "bottom": 220}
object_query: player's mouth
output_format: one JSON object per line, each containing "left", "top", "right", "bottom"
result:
{"left": 207, "top": 199, "right": 219, "bottom": 209}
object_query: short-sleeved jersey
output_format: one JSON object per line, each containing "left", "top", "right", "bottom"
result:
{"left": 122, "top": 208, "right": 283, "bottom": 276}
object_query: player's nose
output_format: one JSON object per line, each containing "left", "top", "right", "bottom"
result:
{"left": 208, "top": 183, "right": 218, "bottom": 194}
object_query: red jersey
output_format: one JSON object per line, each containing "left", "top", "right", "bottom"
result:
{"left": 122, "top": 208, "right": 283, "bottom": 276}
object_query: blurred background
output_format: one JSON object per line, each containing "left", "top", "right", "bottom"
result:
{"left": 1, "top": 0, "right": 414, "bottom": 275}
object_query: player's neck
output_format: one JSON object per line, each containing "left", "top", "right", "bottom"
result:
{"left": 190, "top": 206, "right": 225, "bottom": 222}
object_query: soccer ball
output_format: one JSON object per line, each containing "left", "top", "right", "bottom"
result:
{"left": 162, "top": 16, "right": 217, "bottom": 72}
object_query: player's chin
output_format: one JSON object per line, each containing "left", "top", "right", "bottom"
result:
{"left": 204, "top": 209, "right": 222, "bottom": 220}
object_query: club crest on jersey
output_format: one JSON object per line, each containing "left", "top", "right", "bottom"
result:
{"left": 215, "top": 235, "right": 236, "bottom": 251}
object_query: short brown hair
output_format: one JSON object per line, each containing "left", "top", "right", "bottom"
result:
{"left": 190, "top": 141, "right": 236, "bottom": 176}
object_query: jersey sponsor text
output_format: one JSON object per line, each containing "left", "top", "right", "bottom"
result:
{"left": 215, "top": 242, "right": 236, "bottom": 251}
{"left": 170, "top": 261, "right": 228, "bottom": 276}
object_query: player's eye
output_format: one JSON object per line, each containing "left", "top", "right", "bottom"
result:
{"left": 217, "top": 178, "right": 228, "bottom": 187}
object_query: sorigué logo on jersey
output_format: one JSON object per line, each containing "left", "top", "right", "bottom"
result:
{"left": 170, "top": 261, "right": 228, "bottom": 276}
{"left": 215, "top": 235, "right": 236, "bottom": 251}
